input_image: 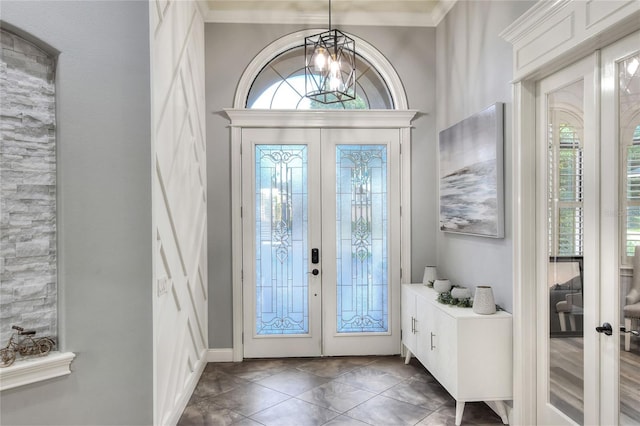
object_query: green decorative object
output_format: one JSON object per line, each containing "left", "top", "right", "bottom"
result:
{"left": 437, "top": 290, "right": 472, "bottom": 308}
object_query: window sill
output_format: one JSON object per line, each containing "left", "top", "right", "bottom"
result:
{"left": 0, "top": 351, "right": 75, "bottom": 391}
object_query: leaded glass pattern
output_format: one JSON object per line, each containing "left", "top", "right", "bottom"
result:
{"left": 255, "top": 145, "right": 309, "bottom": 335}
{"left": 336, "top": 145, "right": 388, "bottom": 333}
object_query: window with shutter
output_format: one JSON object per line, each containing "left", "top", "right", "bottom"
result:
{"left": 548, "top": 122, "right": 584, "bottom": 256}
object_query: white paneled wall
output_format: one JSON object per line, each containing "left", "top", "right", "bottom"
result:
{"left": 151, "top": 1, "right": 207, "bottom": 424}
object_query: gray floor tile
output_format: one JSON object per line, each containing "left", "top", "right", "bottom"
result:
{"left": 367, "top": 356, "right": 428, "bottom": 379}
{"left": 345, "top": 394, "right": 432, "bottom": 425}
{"left": 334, "top": 366, "right": 405, "bottom": 393}
{"left": 296, "top": 357, "right": 375, "bottom": 378}
{"left": 250, "top": 398, "right": 339, "bottom": 426}
{"left": 192, "top": 370, "right": 248, "bottom": 399}
{"left": 322, "top": 415, "right": 371, "bottom": 426}
{"left": 206, "top": 382, "right": 290, "bottom": 416}
{"left": 177, "top": 402, "right": 246, "bottom": 426}
{"left": 255, "top": 369, "right": 330, "bottom": 396}
{"left": 381, "top": 377, "right": 450, "bottom": 410}
{"left": 296, "top": 380, "right": 376, "bottom": 413}
{"left": 180, "top": 356, "right": 508, "bottom": 426}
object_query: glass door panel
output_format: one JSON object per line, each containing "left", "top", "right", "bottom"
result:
{"left": 547, "top": 80, "right": 585, "bottom": 424}
{"left": 617, "top": 49, "right": 640, "bottom": 426}
{"left": 242, "top": 128, "right": 322, "bottom": 358}
{"left": 254, "top": 144, "right": 309, "bottom": 335}
{"left": 322, "top": 128, "right": 401, "bottom": 356}
{"left": 537, "top": 55, "right": 598, "bottom": 425}
{"left": 336, "top": 145, "right": 389, "bottom": 333}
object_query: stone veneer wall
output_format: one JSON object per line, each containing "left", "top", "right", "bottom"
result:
{"left": 0, "top": 29, "right": 57, "bottom": 345}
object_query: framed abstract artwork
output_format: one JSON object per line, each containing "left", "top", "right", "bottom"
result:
{"left": 439, "top": 103, "right": 504, "bottom": 238}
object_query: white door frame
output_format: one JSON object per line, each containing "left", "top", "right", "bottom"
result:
{"left": 225, "top": 109, "right": 417, "bottom": 361}
{"left": 502, "top": 1, "right": 640, "bottom": 424}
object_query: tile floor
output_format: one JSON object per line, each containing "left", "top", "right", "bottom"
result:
{"left": 178, "top": 356, "right": 506, "bottom": 426}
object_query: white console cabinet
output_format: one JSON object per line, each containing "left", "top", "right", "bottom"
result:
{"left": 402, "top": 284, "right": 512, "bottom": 425}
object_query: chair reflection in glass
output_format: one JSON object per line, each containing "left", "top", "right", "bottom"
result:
{"left": 549, "top": 257, "right": 583, "bottom": 335}
{"left": 624, "top": 247, "right": 640, "bottom": 351}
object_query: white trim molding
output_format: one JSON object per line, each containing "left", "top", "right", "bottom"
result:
{"left": 224, "top": 109, "right": 419, "bottom": 129}
{"left": 0, "top": 351, "right": 75, "bottom": 391}
{"left": 207, "top": 348, "right": 234, "bottom": 362}
{"left": 501, "top": 0, "right": 640, "bottom": 81}
{"left": 203, "top": 1, "right": 458, "bottom": 27}
{"left": 225, "top": 109, "right": 417, "bottom": 361}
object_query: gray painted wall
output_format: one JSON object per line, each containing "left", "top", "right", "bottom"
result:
{"left": 435, "top": 0, "right": 535, "bottom": 313}
{"left": 0, "top": 1, "right": 153, "bottom": 425}
{"left": 205, "top": 24, "right": 436, "bottom": 348}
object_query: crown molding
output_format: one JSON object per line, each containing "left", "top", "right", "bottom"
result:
{"left": 204, "top": 1, "right": 458, "bottom": 27}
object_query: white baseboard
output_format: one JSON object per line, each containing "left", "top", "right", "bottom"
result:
{"left": 207, "top": 348, "right": 235, "bottom": 362}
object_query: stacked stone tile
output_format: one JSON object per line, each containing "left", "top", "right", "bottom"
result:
{"left": 0, "top": 29, "right": 57, "bottom": 346}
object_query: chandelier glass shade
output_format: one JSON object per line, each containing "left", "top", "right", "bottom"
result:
{"left": 304, "top": 11, "right": 356, "bottom": 104}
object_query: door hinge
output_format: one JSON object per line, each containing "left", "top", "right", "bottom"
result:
{"left": 242, "top": 332, "right": 244, "bottom": 344}
{"left": 400, "top": 268, "right": 403, "bottom": 279}
{"left": 240, "top": 206, "right": 243, "bottom": 218}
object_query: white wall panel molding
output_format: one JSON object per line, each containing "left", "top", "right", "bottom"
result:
{"left": 151, "top": 0, "right": 208, "bottom": 424}
{"left": 501, "top": 0, "right": 640, "bottom": 81}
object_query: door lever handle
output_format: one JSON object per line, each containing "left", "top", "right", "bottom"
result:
{"left": 596, "top": 322, "right": 613, "bottom": 336}
{"left": 620, "top": 325, "right": 640, "bottom": 336}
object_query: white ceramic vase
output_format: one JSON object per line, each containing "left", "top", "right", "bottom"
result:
{"left": 451, "top": 286, "right": 471, "bottom": 300}
{"left": 422, "top": 266, "right": 437, "bottom": 285}
{"left": 473, "top": 286, "right": 496, "bottom": 314}
{"left": 433, "top": 279, "right": 452, "bottom": 293}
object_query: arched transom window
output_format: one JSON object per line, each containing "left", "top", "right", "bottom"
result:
{"left": 247, "top": 46, "right": 394, "bottom": 110}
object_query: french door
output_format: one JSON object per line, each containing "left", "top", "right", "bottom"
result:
{"left": 536, "top": 31, "right": 640, "bottom": 425}
{"left": 241, "top": 127, "right": 401, "bottom": 358}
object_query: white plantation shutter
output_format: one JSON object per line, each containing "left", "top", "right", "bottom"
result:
{"left": 624, "top": 125, "right": 640, "bottom": 259}
{"left": 549, "top": 123, "right": 584, "bottom": 256}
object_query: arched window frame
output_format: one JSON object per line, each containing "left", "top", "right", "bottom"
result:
{"left": 234, "top": 29, "right": 409, "bottom": 110}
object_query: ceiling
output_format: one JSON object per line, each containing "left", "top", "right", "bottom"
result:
{"left": 203, "top": 0, "right": 458, "bottom": 27}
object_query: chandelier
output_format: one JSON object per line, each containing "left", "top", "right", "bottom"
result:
{"left": 304, "top": 0, "right": 356, "bottom": 104}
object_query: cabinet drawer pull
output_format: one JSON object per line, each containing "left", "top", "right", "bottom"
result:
{"left": 430, "top": 332, "right": 436, "bottom": 350}
{"left": 411, "top": 317, "right": 416, "bottom": 333}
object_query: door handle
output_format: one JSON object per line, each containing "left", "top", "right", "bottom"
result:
{"left": 311, "top": 248, "right": 319, "bottom": 264}
{"left": 596, "top": 322, "right": 613, "bottom": 336}
{"left": 311, "top": 269, "right": 319, "bottom": 276}
{"left": 620, "top": 325, "right": 640, "bottom": 336}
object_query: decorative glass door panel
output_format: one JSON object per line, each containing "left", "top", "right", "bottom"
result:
{"left": 255, "top": 144, "right": 309, "bottom": 335}
{"left": 336, "top": 145, "right": 388, "bottom": 333}
{"left": 242, "top": 129, "right": 321, "bottom": 358}
{"left": 322, "top": 129, "right": 401, "bottom": 356}
{"left": 242, "top": 128, "right": 401, "bottom": 358}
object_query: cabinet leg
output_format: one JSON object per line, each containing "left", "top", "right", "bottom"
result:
{"left": 404, "top": 348, "right": 412, "bottom": 365}
{"left": 495, "top": 401, "right": 509, "bottom": 424}
{"left": 455, "top": 401, "right": 465, "bottom": 426}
